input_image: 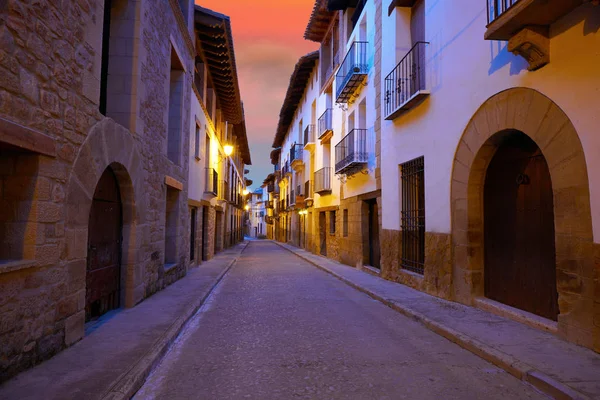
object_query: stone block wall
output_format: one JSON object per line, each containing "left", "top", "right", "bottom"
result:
{"left": 0, "top": 0, "right": 194, "bottom": 381}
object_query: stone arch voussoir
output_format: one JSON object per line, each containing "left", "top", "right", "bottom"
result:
{"left": 450, "top": 87, "right": 594, "bottom": 348}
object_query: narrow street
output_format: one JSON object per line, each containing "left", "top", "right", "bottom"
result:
{"left": 133, "top": 241, "right": 546, "bottom": 400}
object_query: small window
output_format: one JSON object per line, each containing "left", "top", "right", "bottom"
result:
{"left": 330, "top": 210, "right": 336, "bottom": 235}
{"left": 168, "top": 46, "right": 185, "bottom": 164}
{"left": 194, "top": 123, "right": 200, "bottom": 160}
{"left": 343, "top": 209, "right": 348, "bottom": 237}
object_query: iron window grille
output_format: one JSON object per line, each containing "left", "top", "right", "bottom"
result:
{"left": 400, "top": 156, "right": 425, "bottom": 275}
{"left": 329, "top": 211, "right": 336, "bottom": 235}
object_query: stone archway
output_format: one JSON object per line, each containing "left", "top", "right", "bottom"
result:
{"left": 451, "top": 87, "right": 594, "bottom": 348}
{"left": 64, "top": 118, "right": 146, "bottom": 341}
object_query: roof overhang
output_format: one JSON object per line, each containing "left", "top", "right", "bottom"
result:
{"left": 194, "top": 6, "right": 251, "bottom": 165}
{"left": 270, "top": 148, "right": 281, "bottom": 165}
{"left": 327, "top": 0, "right": 360, "bottom": 10}
{"left": 194, "top": 6, "right": 242, "bottom": 124}
{"left": 305, "top": 0, "right": 336, "bottom": 42}
{"left": 271, "top": 51, "right": 319, "bottom": 149}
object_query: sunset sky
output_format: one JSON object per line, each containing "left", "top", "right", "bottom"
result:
{"left": 196, "top": 0, "right": 318, "bottom": 189}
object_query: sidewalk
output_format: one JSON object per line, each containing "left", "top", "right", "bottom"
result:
{"left": 276, "top": 242, "right": 600, "bottom": 400}
{"left": 0, "top": 242, "right": 248, "bottom": 400}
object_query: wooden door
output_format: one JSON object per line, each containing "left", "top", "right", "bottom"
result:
{"left": 190, "top": 207, "right": 196, "bottom": 262}
{"left": 484, "top": 132, "right": 558, "bottom": 320}
{"left": 201, "top": 206, "right": 208, "bottom": 261}
{"left": 368, "top": 200, "right": 381, "bottom": 269}
{"left": 319, "top": 212, "right": 327, "bottom": 256}
{"left": 86, "top": 168, "right": 122, "bottom": 322}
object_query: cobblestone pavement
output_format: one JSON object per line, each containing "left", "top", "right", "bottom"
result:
{"left": 133, "top": 241, "right": 547, "bottom": 400}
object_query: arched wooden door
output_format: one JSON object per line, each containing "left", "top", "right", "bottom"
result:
{"left": 484, "top": 132, "right": 558, "bottom": 320}
{"left": 86, "top": 168, "right": 123, "bottom": 322}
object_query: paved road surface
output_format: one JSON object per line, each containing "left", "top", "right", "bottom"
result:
{"left": 133, "top": 241, "right": 546, "bottom": 400}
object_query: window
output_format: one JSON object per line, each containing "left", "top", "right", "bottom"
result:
{"left": 194, "top": 123, "right": 200, "bottom": 160}
{"left": 343, "top": 209, "right": 348, "bottom": 237}
{"left": 330, "top": 210, "right": 336, "bottom": 235}
{"left": 190, "top": 207, "right": 197, "bottom": 261}
{"left": 205, "top": 132, "right": 210, "bottom": 169}
{"left": 99, "top": 0, "right": 136, "bottom": 128}
{"left": 400, "top": 156, "right": 425, "bottom": 274}
{"left": 168, "top": 46, "right": 185, "bottom": 164}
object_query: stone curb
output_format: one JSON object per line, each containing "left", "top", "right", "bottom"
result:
{"left": 101, "top": 241, "right": 250, "bottom": 400}
{"left": 274, "top": 241, "right": 588, "bottom": 400}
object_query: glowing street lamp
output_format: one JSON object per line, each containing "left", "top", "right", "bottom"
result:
{"left": 223, "top": 144, "right": 233, "bottom": 157}
{"left": 244, "top": 204, "right": 250, "bottom": 211}
{"left": 243, "top": 188, "right": 249, "bottom": 196}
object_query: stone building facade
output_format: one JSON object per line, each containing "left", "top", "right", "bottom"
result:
{"left": 0, "top": 0, "right": 249, "bottom": 381}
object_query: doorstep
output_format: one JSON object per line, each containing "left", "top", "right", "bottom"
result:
{"left": 0, "top": 242, "right": 249, "bottom": 400}
{"left": 276, "top": 241, "right": 600, "bottom": 400}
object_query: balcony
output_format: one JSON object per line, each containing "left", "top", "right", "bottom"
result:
{"left": 267, "top": 182, "right": 275, "bottom": 193}
{"left": 266, "top": 200, "right": 274, "bottom": 209}
{"left": 205, "top": 168, "right": 218, "bottom": 196}
{"left": 290, "top": 144, "right": 304, "bottom": 170}
{"left": 384, "top": 41, "right": 429, "bottom": 120}
{"left": 485, "top": 0, "right": 588, "bottom": 70}
{"left": 295, "top": 184, "right": 306, "bottom": 208}
{"left": 265, "top": 216, "right": 274, "bottom": 225}
{"left": 335, "top": 129, "right": 369, "bottom": 175}
{"left": 335, "top": 41, "right": 369, "bottom": 103}
{"left": 314, "top": 167, "right": 332, "bottom": 194}
{"left": 303, "top": 125, "right": 316, "bottom": 151}
{"left": 318, "top": 108, "right": 333, "bottom": 142}
{"left": 290, "top": 189, "right": 296, "bottom": 206}
{"left": 304, "top": 180, "right": 314, "bottom": 200}
{"left": 218, "top": 179, "right": 229, "bottom": 201}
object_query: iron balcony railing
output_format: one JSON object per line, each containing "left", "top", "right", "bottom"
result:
{"left": 304, "top": 180, "right": 313, "bottom": 198}
{"left": 304, "top": 125, "right": 315, "bottom": 146}
{"left": 487, "top": 0, "right": 520, "bottom": 24}
{"left": 290, "top": 189, "right": 296, "bottom": 205}
{"left": 266, "top": 200, "right": 274, "bottom": 209}
{"left": 205, "top": 168, "right": 218, "bottom": 196}
{"left": 218, "top": 179, "right": 228, "bottom": 200}
{"left": 267, "top": 182, "right": 275, "bottom": 193}
{"left": 274, "top": 163, "right": 280, "bottom": 172}
{"left": 336, "top": 41, "right": 369, "bottom": 102}
{"left": 290, "top": 144, "right": 303, "bottom": 163}
{"left": 384, "top": 41, "right": 429, "bottom": 119}
{"left": 314, "top": 167, "right": 332, "bottom": 193}
{"left": 318, "top": 108, "right": 333, "bottom": 139}
{"left": 335, "top": 129, "right": 369, "bottom": 174}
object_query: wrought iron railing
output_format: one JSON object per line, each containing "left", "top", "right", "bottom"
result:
{"left": 487, "top": 0, "right": 520, "bottom": 24}
{"left": 336, "top": 41, "right": 369, "bottom": 100}
{"left": 290, "top": 143, "right": 303, "bottom": 163}
{"left": 266, "top": 200, "right": 274, "bottom": 209}
{"left": 304, "top": 180, "right": 313, "bottom": 198}
{"left": 318, "top": 108, "right": 333, "bottom": 139}
{"left": 314, "top": 167, "right": 332, "bottom": 193}
{"left": 335, "top": 129, "right": 369, "bottom": 174}
{"left": 384, "top": 41, "right": 428, "bottom": 119}
{"left": 290, "top": 189, "right": 296, "bottom": 205}
{"left": 205, "top": 168, "right": 218, "bottom": 195}
{"left": 304, "top": 125, "right": 315, "bottom": 146}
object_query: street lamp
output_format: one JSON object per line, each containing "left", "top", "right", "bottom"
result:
{"left": 243, "top": 188, "right": 249, "bottom": 196}
{"left": 244, "top": 204, "right": 250, "bottom": 211}
{"left": 223, "top": 144, "right": 233, "bottom": 157}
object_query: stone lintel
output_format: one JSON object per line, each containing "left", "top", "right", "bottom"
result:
{"left": 507, "top": 26, "right": 550, "bottom": 71}
{"left": 165, "top": 175, "right": 184, "bottom": 191}
{"left": 0, "top": 117, "right": 57, "bottom": 157}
